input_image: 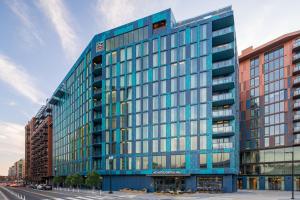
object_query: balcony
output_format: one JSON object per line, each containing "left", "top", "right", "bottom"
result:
{"left": 293, "top": 64, "right": 300, "bottom": 75}
{"left": 93, "top": 126, "right": 101, "bottom": 133}
{"left": 293, "top": 77, "right": 300, "bottom": 87}
{"left": 94, "top": 64, "right": 102, "bottom": 76}
{"left": 294, "top": 113, "right": 300, "bottom": 122}
{"left": 212, "top": 92, "right": 234, "bottom": 106}
{"left": 93, "top": 76, "right": 102, "bottom": 87}
{"left": 212, "top": 108, "right": 234, "bottom": 121}
{"left": 94, "top": 101, "right": 102, "bottom": 111}
{"left": 212, "top": 76, "right": 234, "bottom": 92}
{"left": 212, "top": 42, "right": 234, "bottom": 62}
{"left": 93, "top": 152, "right": 102, "bottom": 158}
{"left": 293, "top": 53, "right": 300, "bottom": 64}
{"left": 212, "top": 125, "right": 234, "bottom": 138}
{"left": 294, "top": 100, "right": 300, "bottom": 111}
{"left": 93, "top": 88, "right": 101, "bottom": 99}
{"left": 212, "top": 26, "right": 234, "bottom": 46}
{"left": 294, "top": 126, "right": 300, "bottom": 134}
{"left": 94, "top": 112, "right": 102, "bottom": 123}
{"left": 294, "top": 89, "right": 300, "bottom": 99}
{"left": 293, "top": 39, "right": 300, "bottom": 53}
{"left": 212, "top": 15, "right": 234, "bottom": 32}
{"left": 212, "top": 58, "right": 234, "bottom": 76}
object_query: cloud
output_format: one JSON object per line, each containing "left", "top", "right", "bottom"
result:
{"left": 0, "top": 54, "right": 45, "bottom": 104}
{"left": 5, "top": 0, "right": 44, "bottom": 46}
{"left": 96, "top": 0, "right": 179, "bottom": 31}
{"left": 0, "top": 121, "right": 24, "bottom": 176}
{"left": 8, "top": 101, "right": 17, "bottom": 107}
{"left": 37, "top": 0, "right": 80, "bottom": 61}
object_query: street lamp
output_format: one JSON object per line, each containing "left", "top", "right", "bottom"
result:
{"left": 285, "top": 150, "right": 294, "bottom": 200}
{"left": 108, "top": 156, "right": 113, "bottom": 194}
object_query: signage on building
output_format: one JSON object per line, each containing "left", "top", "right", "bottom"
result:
{"left": 151, "top": 171, "right": 189, "bottom": 176}
{"left": 96, "top": 41, "right": 104, "bottom": 52}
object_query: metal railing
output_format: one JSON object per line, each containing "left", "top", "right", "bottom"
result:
{"left": 294, "top": 53, "right": 300, "bottom": 61}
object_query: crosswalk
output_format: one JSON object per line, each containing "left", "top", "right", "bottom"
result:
{"left": 41, "top": 194, "right": 137, "bottom": 200}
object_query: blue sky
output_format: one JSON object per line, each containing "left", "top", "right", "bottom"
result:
{"left": 0, "top": 0, "right": 300, "bottom": 176}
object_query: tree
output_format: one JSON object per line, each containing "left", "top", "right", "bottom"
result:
{"left": 71, "top": 174, "right": 84, "bottom": 188}
{"left": 65, "top": 175, "right": 73, "bottom": 188}
{"left": 85, "top": 171, "right": 102, "bottom": 190}
{"left": 53, "top": 176, "right": 63, "bottom": 187}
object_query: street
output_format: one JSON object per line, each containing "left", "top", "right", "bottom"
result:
{"left": 0, "top": 187, "right": 300, "bottom": 200}
{"left": 0, "top": 187, "right": 130, "bottom": 200}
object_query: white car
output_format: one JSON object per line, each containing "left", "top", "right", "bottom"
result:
{"left": 37, "top": 184, "right": 45, "bottom": 190}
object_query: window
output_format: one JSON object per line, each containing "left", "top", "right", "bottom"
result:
{"left": 199, "top": 154, "right": 207, "bottom": 168}
{"left": 171, "top": 33, "right": 177, "bottom": 48}
{"left": 200, "top": 40, "right": 207, "bottom": 55}
{"left": 161, "top": 36, "right": 167, "bottom": 50}
{"left": 171, "top": 155, "right": 185, "bottom": 169}
{"left": 171, "top": 49, "right": 177, "bottom": 63}
{"left": 153, "top": 20, "right": 166, "bottom": 30}
{"left": 200, "top": 24, "right": 207, "bottom": 40}
{"left": 191, "top": 43, "right": 197, "bottom": 58}
{"left": 179, "top": 46, "right": 186, "bottom": 60}
{"left": 153, "top": 39, "right": 158, "bottom": 53}
{"left": 191, "top": 136, "right": 197, "bottom": 150}
{"left": 191, "top": 27, "right": 197, "bottom": 43}
{"left": 179, "top": 30, "right": 186, "bottom": 46}
{"left": 199, "top": 135, "right": 207, "bottom": 150}
{"left": 120, "top": 49, "right": 125, "bottom": 61}
{"left": 213, "top": 153, "right": 230, "bottom": 168}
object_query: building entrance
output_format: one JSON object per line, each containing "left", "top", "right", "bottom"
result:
{"left": 154, "top": 177, "right": 185, "bottom": 192}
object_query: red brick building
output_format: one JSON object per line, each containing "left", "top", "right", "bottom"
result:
{"left": 25, "top": 105, "right": 53, "bottom": 183}
{"left": 239, "top": 31, "right": 300, "bottom": 190}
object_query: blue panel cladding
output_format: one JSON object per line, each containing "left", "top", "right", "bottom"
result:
{"left": 186, "top": 176, "right": 197, "bottom": 192}
{"left": 223, "top": 175, "right": 237, "bottom": 192}
{"left": 285, "top": 176, "right": 292, "bottom": 191}
{"left": 259, "top": 176, "right": 265, "bottom": 190}
{"left": 242, "top": 176, "right": 247, "bottom": 189}
{"left": 102, "top": 175, "right": 154, "bottom": 192}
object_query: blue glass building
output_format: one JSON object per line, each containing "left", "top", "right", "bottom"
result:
{"left": 49, "top": 6, "right": 239, "bottom": 192}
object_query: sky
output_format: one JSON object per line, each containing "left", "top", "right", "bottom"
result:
{"left": 0, "top": 0, "right": 300, "bottom": 176}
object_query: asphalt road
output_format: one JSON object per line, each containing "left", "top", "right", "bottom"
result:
{"left": 0, "top": 187, "right": 128, "bottom": 200}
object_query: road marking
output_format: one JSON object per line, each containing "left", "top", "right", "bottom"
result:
{"left": 85, "top": 196, "right": 105, "bottom": 199}
{"left": 66, "top": 197, "right": 80, "bottom": 200}
{"left": 76, "top": 197, "right": 98, "bottom": 200}
{"left": 0, "top": 190, "right": 9, "bottom": 200}
{"left": 8, "top": 187, "right": 55, "bottom": 199}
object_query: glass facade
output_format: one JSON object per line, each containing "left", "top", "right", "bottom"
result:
{"left": 49, "top": 7, "right": 239, "bottom": 192}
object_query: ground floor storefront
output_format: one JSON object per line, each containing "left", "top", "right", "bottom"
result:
{"left": 238, "top": 175, "right": 300, "bottom": 191}
{"left": 102, "top": 174, "right": 237, "bottom": 193}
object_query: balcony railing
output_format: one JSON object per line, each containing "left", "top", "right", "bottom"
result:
{"left": 213, "top": 76, "right": 233, "bottom": 85}
{"left": 212, "top": 109, "right": 233, "bottom": 117}
{"left": 212, "top": 126, "right": 233, "bottom": 133}
{"left": 212, "top": 26, "right": 234, "bottom": 37}
{"left": 294, "top": 126, "right": 300, "bottom": 133}
{"left": 294, "top": 101, "right": 300, "bottom": 109}
{"left": 213, "top": 93, "right": 233, "bottom": 102}
{"left": 94, "top": 64, "right": 102, "bottom": 70}
{"left": 294, "top": 114, "right": 300, "bottom": 121}
{"left": 294, "top": 40, "right": 300, "bottom": 49}
{"left": 94, "top": 76, "right": 102, "bottom": 82}
{"left": 294, "top": 64, "right": 300, "bottom": 74}
{"left": 94, "top": 101, "right": 101, "bottom": 107}
{"left": 213, "top": 142, "right": 233, "bottom": 149}
{"left": 212, "top": 42, "right": 233, "bottom": 53}
{"left": 212, "top": 58, "right": 234, "bottom": 69}
{"left": 94, "top": 126, "right": 101, "bottom": 132}
{"left": 294, "top": 53, "right": 300, "bottom": 62}
{"left": 294, "top": 77, "right": 300, "bottom": 85}
{"left": 295, "top": 89, "right": 300, "bottom": 96}
{"left": 94, "top": 89, "right": 101, "bottom": 95}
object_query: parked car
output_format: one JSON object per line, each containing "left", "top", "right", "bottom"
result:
{"left": 37, "top": 184, "right": 45, "bottom": 190}
{"left": 44, "top": 185, "right": 52, "bottom": 190}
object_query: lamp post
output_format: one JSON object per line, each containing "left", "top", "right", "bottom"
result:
{"left": 285, "top": 150, "right": 294, "bottom": 200}
{"left": 109, "top": 156, "right": 113, "bottom": 194}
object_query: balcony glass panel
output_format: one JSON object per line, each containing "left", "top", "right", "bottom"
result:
{"left": 212, "top": 42, "right": 233, "bottom": 53}
{"left": 213, "top": 76, "right": 233, "bottom": 85}
{"left": 212, "top": 126, "right": 233, "bottom": 133}
{"left": 212, "top": 58, "right": 233, "bottom": 69}
{"left": 213, "top": 92, "right": 233, "bottom": 101}
{"left": 212, "top": 26, "right": 234, "bottom": 37}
